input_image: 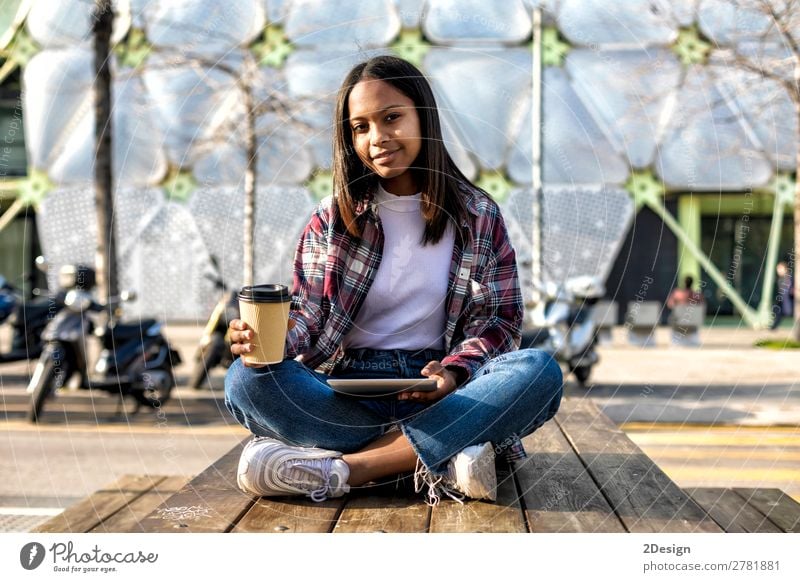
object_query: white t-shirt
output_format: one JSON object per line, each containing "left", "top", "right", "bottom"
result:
{"left": 342, "top": 185, "right": 455, "bottom": 350}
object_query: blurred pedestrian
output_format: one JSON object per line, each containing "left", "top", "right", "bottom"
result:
{"left": 770, "top": 261, "right": 794, "bottom": 330}
{"left": 667, "top": 275, "right": 704, "bottom": 311}
{"left": 667, "top": 275, "right": 705, "bottom": 346}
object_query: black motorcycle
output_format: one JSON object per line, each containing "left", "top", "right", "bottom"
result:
{"left": 0, "top": 274, "right": 62, "bottom": 363}
{"left": 189, "top": 256, "right": 238, "bottom": 389}
{"left": 26, "top": 264, "right": 181, "bottom": 422}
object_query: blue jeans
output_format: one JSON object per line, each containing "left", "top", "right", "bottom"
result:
{"left": 224, "top": 348, "right": 562, "bottom": 475}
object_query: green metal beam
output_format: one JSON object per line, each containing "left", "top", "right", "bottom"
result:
{"left": 756, "top": 192, "right": 786, "bottom": 317}
{"left": 391, "top": 29, "right": 430, "bottom": 68}
{"left": 0, "top": 195, "right": 24, "bottom": 233}
{"left": 306, "top": 169, "right": 333, "bottom": 201}
{"left": 677, "top": 195, "right": 701, "bottom": 288}
{"left": 698, "top": 193, "right": 777, "bottom": 216}
{"left": 251, "top": 24, "right": 293, "bottom": 69}
{"left": 0, "top": 178, "right": 22, "bottom": 199}
{"left": 642, "top": 196, "right": 770, "bottom": 328}
{"left": 627, "top": 169, "right": 790, "bottom": 329}
{"left": 540, "top": 27, "right": 570, "bottom": 67}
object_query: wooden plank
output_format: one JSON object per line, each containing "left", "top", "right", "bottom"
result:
{"left": 733, "top": 488, "right": 800, "bottom": 533}
{"left": 333, "top": 494, "right": 429, "bottom": 533}
{"left": 331, "top": 474, "right": 428, "bottom": 533}
{"left": 34, "top": 475, "right": 165, "bottom": 533}
{"left": 516, "top": 415, "right": 626, "bottom": 532}
{"left": 236, "top": 473, "right": 425, "bottom": 533}
{"left": 429, "top": 465, "right": 526, "bottom": 533}
{"left": 90, "top": 476, "right": 192, "bottom": 533}
{"left": 234, "top": 497, "right": 346, "bottom": 533}
{"left": 556, "top": 398, "right": 721, "bottom": 533}
{"left": 687, "top": 488, "right": 783, "bottom": 533}
{"left": 137, "top": 438, "right": 254, "bottom": 533}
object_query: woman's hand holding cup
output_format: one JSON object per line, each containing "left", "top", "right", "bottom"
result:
{"left": 234, "top": 284, "right": 293, "bottom": 368}
{"left": 229, "top": 319, "right": 262, "bottom": 368}
{"left": 229, "top": 317, "right": 295, "bottom": 368}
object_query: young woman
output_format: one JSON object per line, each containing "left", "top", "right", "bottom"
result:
{"left": 224, "top": 55, "right": 562, "bottom": 504}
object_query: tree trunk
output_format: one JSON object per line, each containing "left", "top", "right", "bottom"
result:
{"left": 793, "top": 60, "right": 800, "bottom": 341}
{"left": 530, "top": 7, "right": 543, "bottom": 308}
{"left": 242, "top": 57, "right": 257, "bottom": 288}
{"left": 793, "top": 133, "right": 800, "bottom": 341}
{"left": 92, "top": 0, "right": 117, "bottom": 319}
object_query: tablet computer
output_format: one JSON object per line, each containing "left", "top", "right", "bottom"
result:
{"left": 327, "top": 378, "right": 438, "bottom": 397}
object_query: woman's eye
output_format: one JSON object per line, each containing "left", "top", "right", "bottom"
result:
{"left": 386, "top": 113, "right": 400, "bottom": 122}
{"left": 351, "top": 124, "right": 366, "bottom": 133}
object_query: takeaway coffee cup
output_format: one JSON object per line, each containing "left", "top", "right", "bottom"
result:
{"left": 238, "top": 284, "right": 292, "bottom": 365}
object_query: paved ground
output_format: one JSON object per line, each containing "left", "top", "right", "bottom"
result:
{"left": 584, "top": 326, "right": 799, "bottom": 426}
{"left": 582, "top": 325, "right": 800, "bottom": 506}
{"left": 0, "top": 323, "right": 798, "bottom": 531}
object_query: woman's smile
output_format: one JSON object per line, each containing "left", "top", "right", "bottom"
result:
{"left": 372, "top": 149, "right": 400, "bottom": 163}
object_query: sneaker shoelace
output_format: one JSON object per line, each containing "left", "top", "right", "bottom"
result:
{"left": 280, "top": 456, "right": 336, "bottom": 502}
{"left": 413, "top": 458, "right": 464, "bottom": 506}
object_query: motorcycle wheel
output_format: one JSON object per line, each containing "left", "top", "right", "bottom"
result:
{"left": 131, "top": 373, "right": 174, "bottom": 410}
{"left": 189, "top": 334, "right": 226, "bottom": 390}
{"left": 572, "top": 365, "right": 592, "bottom": 386}
{"left": 27, "top": 346, "right": 66, "bottom": 423}
{"left": 129, "top": 349, "right": 175, "bottom": 410}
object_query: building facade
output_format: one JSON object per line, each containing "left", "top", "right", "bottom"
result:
{"left": 0, "top": 0, "right": 795, "bottom": 324}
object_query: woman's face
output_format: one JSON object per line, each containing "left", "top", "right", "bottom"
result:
{"left": 347, "top": 78, "right": 422, "bottom": 196}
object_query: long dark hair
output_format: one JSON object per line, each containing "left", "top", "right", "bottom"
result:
{"left": 332, "top": 55, "right": 471, "bottom": 244}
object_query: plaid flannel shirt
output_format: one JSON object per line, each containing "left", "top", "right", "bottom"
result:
{"left": 284, "top": 182, "right": 527, "bottom": 462}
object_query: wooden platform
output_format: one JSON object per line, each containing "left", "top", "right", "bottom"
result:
{"left": 34, "top": 399, "right": 800, "bottom": 533}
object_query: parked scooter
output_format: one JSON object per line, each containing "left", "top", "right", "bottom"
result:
{"left": 26, "top": 264, "right": 181, "bottom": 422}
{"left": 189, "top": 256, "right": 239, "bottom": 389}
{"left": 521, "top": 275, "right": 605, "bottom": 386}
{"left": 0, "top": 268, "right": 63, "bottom": 363}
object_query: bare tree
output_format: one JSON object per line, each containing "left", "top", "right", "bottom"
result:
{"left": 611, "top": 1, "right": 800, "bottom": 335}
{"left": 709, "top": 0, "right": 800, "bottom": 339}
{"left": 93, "top": 0, "right": 118, "bottom": 319}
{"left": 141, "top": 49, "right": 314, "bottom": 288}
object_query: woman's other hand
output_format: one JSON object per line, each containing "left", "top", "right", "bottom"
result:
{"left": 399, "top": 360, "right": 458, "bottom": 402}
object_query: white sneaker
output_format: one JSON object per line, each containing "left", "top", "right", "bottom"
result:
{"left": 443, "top": 442, "right": 497, "bottom": 501}
{"left": 414, "top": 442, "right": 497, "bottom": 504}
{"left": 237, "top": 437, "right": 351, "bottom": 502}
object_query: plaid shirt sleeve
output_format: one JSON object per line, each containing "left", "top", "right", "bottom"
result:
{"left": 441, "top": 206, "right": 524, "bottom": 381}
{"left": 284, "top": 202, "right": 330, "bottom": 359}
